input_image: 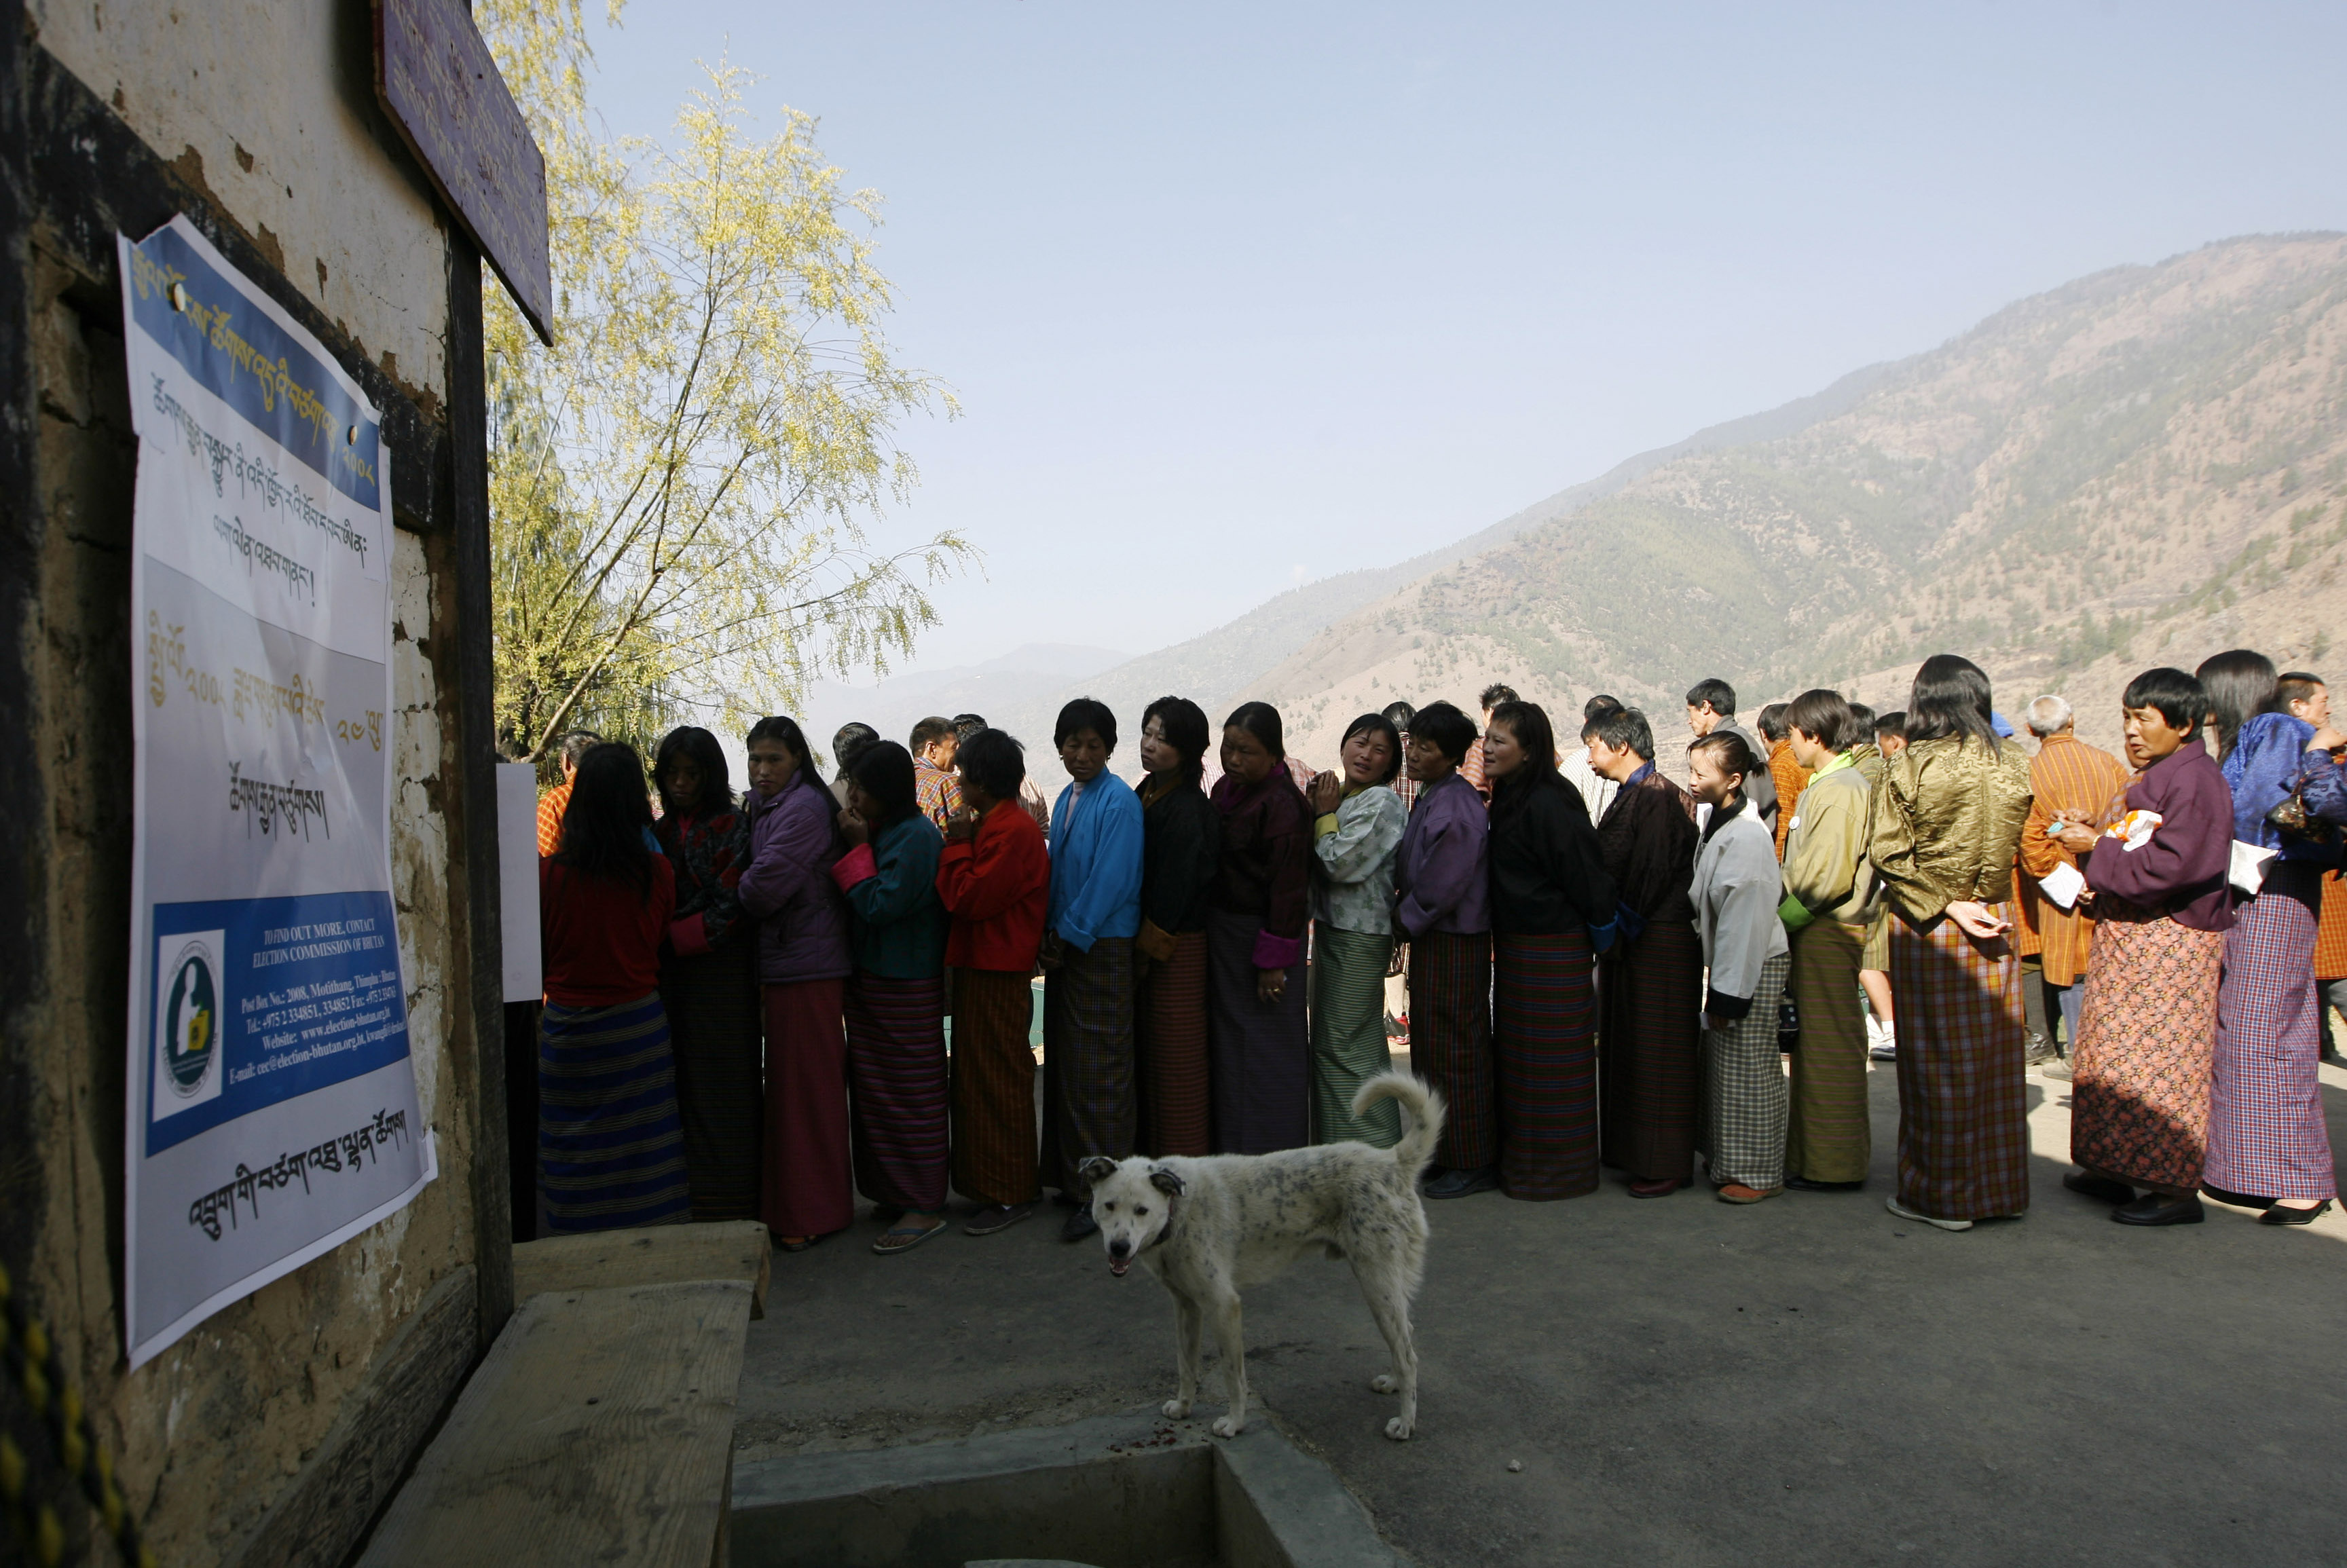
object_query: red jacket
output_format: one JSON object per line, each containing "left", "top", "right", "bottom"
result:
{"left": 936, "top": 800, "right": 1049, "bottom": 973}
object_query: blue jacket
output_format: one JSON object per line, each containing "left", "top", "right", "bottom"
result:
{"left": 2225, "top": 712, "right": 2336, "bottom": 865}
{"left": 1048, "top": 772, "right": 1145, "bottom": 951}
{"left": 833, "top": 814, "right": 949, "bottom": 979}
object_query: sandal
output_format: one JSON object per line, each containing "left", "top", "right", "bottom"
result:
{"left": 872, "top": 1215, "right": 950, "bottom": 1254}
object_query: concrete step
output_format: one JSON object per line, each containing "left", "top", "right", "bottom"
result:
{"left": 513, "top": 1218, "right": 772, "bottom": 1318}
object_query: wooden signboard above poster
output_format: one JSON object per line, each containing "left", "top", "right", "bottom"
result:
{"left": 374, "top": 0, "right": 554, "bottom": 345}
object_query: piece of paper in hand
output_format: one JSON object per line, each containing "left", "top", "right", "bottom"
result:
{"left": 2039, "top": 861, "right": 2086, "bottom": 910}
{"left": 2229, "top": 839, "right": 2278, "bottom": 896}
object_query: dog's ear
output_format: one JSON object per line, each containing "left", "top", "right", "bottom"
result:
{"left": 1148, "top": 1166, "right": 1187, "bottom": 1197}
{"left": 1079, "top": 1155, "right": 1120, "bottom": 1185}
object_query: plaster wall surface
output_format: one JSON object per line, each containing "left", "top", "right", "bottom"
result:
{"left": 12, "top": 7, "right": 486, "bottom": 1562}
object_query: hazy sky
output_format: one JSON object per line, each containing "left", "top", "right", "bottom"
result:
{"left": 585, "top": 2, "right": 2347, "bottom": 678}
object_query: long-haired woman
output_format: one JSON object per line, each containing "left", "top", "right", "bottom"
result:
{"left": 1868, "top": 654, "right": 2035, "bottom": 1231}
{"left": 1485, "top": 701, "right": 1618, "bottom": 1199}
{"left": 538, "top": 743, "right": 690, "bottom": 1233}
{"left": 652, "top": 726, "right": 762, "bottom": 1220}
{"left": 1395, "top": 701, "right": 1495, "bottom": 1197}
{"left": 1306, "top": 712, "right": 1409, "bottom": 1146}
{"left": 1208, "top": 701, "right": 1313, "bottom": 1154}
{"left": 830, "top": 741, "right": 953, "bottom": 1252}
{"left": 736, "top": 715, "right": 854, "bottom": 1251}
{"left": 1134, "top": 696, "right": 1221, "bottom": 1157}
{"left": 2197, "top": 649, "right": 2338, "bottom": 1222}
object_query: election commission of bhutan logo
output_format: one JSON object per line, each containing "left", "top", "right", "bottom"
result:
{"left": 162, "top": 938, "right": 220, "bottom": 1097}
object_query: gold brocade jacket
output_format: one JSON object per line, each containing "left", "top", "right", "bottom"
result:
{"left": 1867, "top": 735, "right": 2034, "bottom": 925}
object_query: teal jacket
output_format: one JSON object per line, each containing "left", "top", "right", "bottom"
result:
{"left": 830, "top": 814, "right": 949, "bottom": 979}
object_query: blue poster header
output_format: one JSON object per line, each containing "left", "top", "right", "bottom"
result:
{"left": 125, "top": 224, "right": 382, "bottom": 513}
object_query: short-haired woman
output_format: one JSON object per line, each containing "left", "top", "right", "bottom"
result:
{"left": 1485, "top": 701, "right": 1618, "bottom": 1199}
{"left": 652, "top": 726, "right": 762, "bottom": 1221}
{"left": 1208, "top": 702, "right": 1313, "bottom": 1154}
{"left": 1688, "top": 730, "right": 1791, "bottom": 1204}
{"left": 1868, "top": 655, "right": 2035, "bottom": 1231}
{"left": 1775, "top": 690, "right": 1877, "bottom": 1191}
{"left": 830, "top": 741, "right": 953, "bottom": 1252}
{"left": 2047, "top": 669, "right": 2234, "bottom": 1226}
{"left": 1394, "top": 700, "right": 1495, "bottom": 1196}
{"left": 538, "top": 743, "right": 690, "bottom": 1233}
{"left": 1305, "top": 713, "right": 1409, "bottom": 1146}
{"left": 1039, "top": 698, "right": 1146, "bottom": 1242}
{"left": 1135, "top": 697, "right": 1221, "bottom": 1157}
{"left": 1585, "top": 708, "right": 1703, "bottom": 1198}
{"left": 2196, "top": 649, "right": 2339, "bottom": 1222}
{"left": 938, "top": 728, "right": 1053, "bottom": 1235}
{"left": 737, "top": 715, "right": 855, "bottom": 1251}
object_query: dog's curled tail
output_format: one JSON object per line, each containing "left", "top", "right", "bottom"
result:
{"left": 1350, "top": 1072, "right": 1445, "bottom": 1177}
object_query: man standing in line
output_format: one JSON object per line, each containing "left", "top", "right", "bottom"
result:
{"left": 1561, "top": 695, "right": 1626, "bottom": 823}
{"left": 534, "top": 729, "right": 603, "bottom": 853}
{"left": 1758, "top": 703, "right": 1807, "bottom": 861}
{"left": 2014, "top": 694, "right": 2130, "bottom": 1078}
{"left": 910, "top": 715, "right": 963, "bottom": 830}
{"left": 1459, "top": 683, "right": 1518, "bottom": 801}
{"left": 1684, "top": 679, "right": 1777, "bottom": 831}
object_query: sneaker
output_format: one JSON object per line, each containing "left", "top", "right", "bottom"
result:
{"left": 2038, "top": 1056, "right": 2073, "bottom": 1082}
{"left": 963, "top": 1201, "right": 1037, "bottom": 1237}
{"left": 1885, "top": 1195, "right": 1971, "bottom": 1231}
{"left": 1868, "top": 1036, "right": 1898, "bottom": 1062}
{"left": 2024, "top": 1032, "right": 2058, "bottom": 1066}
{"left": 1060, "top": 1203, "right": 1099, "bottom": 1242}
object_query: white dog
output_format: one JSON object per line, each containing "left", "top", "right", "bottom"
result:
{"left": 1081, "top": 1071, "right": 1443, "bottom": 1442}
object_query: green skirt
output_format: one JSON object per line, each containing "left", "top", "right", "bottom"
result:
{"left": 1310, "top": 922, "right": 1400, "bottom": 1146}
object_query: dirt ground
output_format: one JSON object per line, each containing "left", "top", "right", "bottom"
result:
{"left": 735, "top": 1055, "right": 2347, "bottom": 1567}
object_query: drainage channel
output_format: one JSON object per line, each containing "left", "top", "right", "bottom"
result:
{"left": 729, "top": 1409, "right": 1408, "bottom": 1568}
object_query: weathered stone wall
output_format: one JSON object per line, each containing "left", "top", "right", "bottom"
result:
{"left": 7, "top": 3, "right": 495, "bottom": 1563}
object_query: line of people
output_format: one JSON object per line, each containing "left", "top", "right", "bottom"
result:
{"left": 525, "top": 646, "right": 2346, "bottom": 1255}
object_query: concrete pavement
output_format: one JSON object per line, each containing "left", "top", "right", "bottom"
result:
{"left": 735, "top": 1057, "right": 2347, "bottom": 1566}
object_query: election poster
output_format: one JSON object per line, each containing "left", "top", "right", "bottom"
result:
{"left": 120, "top": 217, "right": 435, "bottom": 1368}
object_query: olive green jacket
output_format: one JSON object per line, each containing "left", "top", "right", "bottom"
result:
{"left": 1867, "top": 735, "right": 2033, "bottom": 925}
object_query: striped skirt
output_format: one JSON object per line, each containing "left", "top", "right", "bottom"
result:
{"left": 2071, "top": 905, "right": 2221, "bottom": 1193}
{"left": 1041, "top": 937, "right": 1139, "bottom": 1197}
{"left": 950, "top": 967, "right": 1043, "bottom": 1208}
{"left": 1136, "top": 932, "right": 1211, "bottom": 1157}
{"left": 847, "top": 971, "right": 950, "bottom": 1212}
{"left": 2207, "top": 863, "right": 2336, "bottom": 1200}
{"left": 1889, "top": 908, "right": 2029, "bottom": 1221}
{"left": 1494, "top": 931, "right": 1598, "bottom": 1200}
{"left": 1786, "top": 920, "right": 1870, "bottom": 1184}
{"left": 761, "top": 978, "right": 853, "bottom": 1239}
{"left": 538, "top": 992, "right": 692, "bottom": 1235}
{"left": 1311, "top": 923, "right": 1401, "bottom": 1147}
{"left": 1700, "top": 952, "right": 1791, "bottom": 1191}
{"left": 659, "top": 940, "right": 762, "bottom": 1220}
{"left": 1409, "top": 929, "right": 1495, "bottom": 1172}
{"left": 1207, "top": 908, "right": 1310, "bottom": 1155}
{"left": 1600, "top": 921, "right": 1704, "bottom": 1182}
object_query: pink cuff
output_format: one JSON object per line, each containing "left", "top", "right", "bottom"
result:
{"left": 1251, "top": 930, "right": 1302, "bottom": 970}
{"left": 830, "top": 843, "right": 879, "bottom": 893}
{"left": 668, "top": 914, "right": 710, "bottom": 957}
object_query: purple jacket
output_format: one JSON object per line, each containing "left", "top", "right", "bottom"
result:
{"left": 737, "top": 772, "right": 853, "bottom": 984}
{"left": 2082, "top": 742, "right": 2234, "bottom": 932}
{"left": 1394, "top": 771, "right": 1491, "bottom": 939}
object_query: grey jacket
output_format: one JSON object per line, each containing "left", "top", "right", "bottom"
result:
{"left": 1692, "top": 797, "right": 1788, "bottom": 1020}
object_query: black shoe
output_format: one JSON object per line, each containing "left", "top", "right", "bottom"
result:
{"left": 1424, "top": 1166, "right": 1498, "bottom": 1199}
{"left": 2063, "top": 1172, "right": 2135, "bottom": 1206}
{"left": 2112, "top": 1193, "right": 2203, "bottom": 1227}
{"left": 1784, "top": 1175, "right": 1864, "bottom": 1192}
{"left": 2259, "top": 1199, "right": 2333, "bottom": 1227}
{"left": 1060, "top": 1203, "right": 1099, "bottom": 1242}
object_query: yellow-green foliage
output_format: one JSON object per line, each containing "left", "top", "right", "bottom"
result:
{"left": 479, "top": 1, "right": 974, "bottom": 762}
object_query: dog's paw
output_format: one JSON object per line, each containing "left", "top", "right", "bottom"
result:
{"left": 1371, "top": 1374, "right": 1399, "bottom": 1394}
{"left": 1384, "top": 1415, "right": 1414, "bottom": 1441}
{"left": 1162, "top": 1398, "right": 1191, "bottom": 1419}
{"left": 1212, "top": 1415, "right": 1246, "bottom": 1439}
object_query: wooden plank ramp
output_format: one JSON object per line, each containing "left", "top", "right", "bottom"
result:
{"left": 356, "top": 1280, "right": 752, "bottom": 1568}
{"left": 513, "top": 1218, "right": 772, "bottom": 1318}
